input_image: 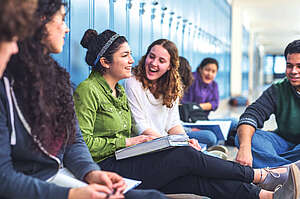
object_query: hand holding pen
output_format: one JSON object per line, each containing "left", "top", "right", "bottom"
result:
{"left": 68, "top": 184, "right": 124, "bottom": 199}
{"left": 85, "top": 170, "right": 126, "bottom": 195}
{"left": 68, "top": 170, "right": 126, "bottom": 199}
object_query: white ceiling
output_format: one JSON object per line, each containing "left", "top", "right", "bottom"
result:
{"left": 233, "top": 0, "right": 300, "bottom": 55}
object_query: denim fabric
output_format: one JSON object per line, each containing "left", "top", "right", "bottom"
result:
{"left": 99, "top": 147, "right": 260, "bottom": 199}
{"left": 187, "top": 130, "right": 217, "bottom": 147}
{"left": 235, "top": 129, "right": 300, "bottom": 168}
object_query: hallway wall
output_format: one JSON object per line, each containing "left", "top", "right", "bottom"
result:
{"left": 53, "top": 0, "right": 259, "bottom": 99}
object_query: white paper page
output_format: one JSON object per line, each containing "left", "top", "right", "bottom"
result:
{"left": 182, "top": 120, "right": 232, "bottom": 140}
{"left": 49, "top": 168, "right": 141, "bottom": 193}
{"left": 123, "top": 178, "right": 142, "bottom": 193}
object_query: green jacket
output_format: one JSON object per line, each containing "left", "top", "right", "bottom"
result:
{"left": 74, "top": 71, "right": 131, "bottom": 162}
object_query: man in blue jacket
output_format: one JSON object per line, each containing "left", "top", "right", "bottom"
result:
{"left": 235, "top": 40, "right": 300, "bottom": 168}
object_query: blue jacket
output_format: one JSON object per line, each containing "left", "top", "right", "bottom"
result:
{"left": 0, "top": 77, "right": 100, "bottom": 199}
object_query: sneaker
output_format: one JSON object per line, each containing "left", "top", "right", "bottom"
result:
{"left": 274, "top": 164, "right": 300, "bottom": 199}
{"left": 259, "top": 166, "right": 289, "bottom": 191}
{"left": 207, "top": 150, "right": 228, "bottom": 160}
{"left": 207, "top": 145, "right": 228, "bottom": 155}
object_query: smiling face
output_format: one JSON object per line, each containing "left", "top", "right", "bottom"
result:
{"left": 0, "top": 38, "right": 18, "bottom": 77}
{"left": 286, "top": 53, "right": 300, "bottom": 91}
{"left": 199, "top": 63, "right": 218, "bottom": 84}
{"left": 145, "top": 45, "right": 171, "bottom": 81}
{"left": 42, "top": 6, "right": 69, "bottom": 54}
{"left": 105, "top": 42, "right": 134, "bottom": 82}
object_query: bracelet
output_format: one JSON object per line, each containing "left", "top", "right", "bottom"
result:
{"left": 259, "top": 168, "right": 263, "bottom": 183}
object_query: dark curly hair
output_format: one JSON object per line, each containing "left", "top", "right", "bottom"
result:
{"left": 0, "top": 0, "right": 36, "bottom": 42}
{"left": 6, "top": 0, "right": 75, "bottom": 155}
{"left": 80, "top": 29, "right": 127, "bottom": 75}
{"left": 196, "top": 57, "right": 219, "bottom": 74}
{"left": 179, "top": 56, "right": 194, "bottom": 92}
{"left": 133, "top": 39, "right": 183, "bottom": 108}
{"left": 284, "top": 40, "right": 300, "bottom": 60}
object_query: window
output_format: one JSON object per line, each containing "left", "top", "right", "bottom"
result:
{"left": 274, "top": 56, "right": 286, "bottom": 74}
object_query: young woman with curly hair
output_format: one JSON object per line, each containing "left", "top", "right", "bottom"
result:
{"left": 0, "top": 0, "right": 168, "bottom": 198}
{"left": 125, "top": 39, "right": 198, "bottom": 141}
{"left": 74, "top": 30, "right": 298, "bottom": 199}
{"left": 0, "top": 0, "right": 36, "bottom": 77}
{"left": 131, "top": 39, "right": 183, "bottom": 108}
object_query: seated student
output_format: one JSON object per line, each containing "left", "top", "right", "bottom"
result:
{"left": 0, "top": 1, "right": 166, "bottom": 199}
{"left": 235, "top": 40, "right": 300, "bottom": 169}
{"left": 178, "top": 56, "right": 217, "bottom": 147}
{"left": 181, "top": 57, "right": 238, "bottom": 142}
{"left": 74, "top": 28, "right": 299, "bottom": 199}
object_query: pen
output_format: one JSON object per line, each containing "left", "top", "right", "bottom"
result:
{"left": 105, "top": 189, "right": 116, "bottom": 199}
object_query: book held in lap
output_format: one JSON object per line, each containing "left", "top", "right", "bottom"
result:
{"left": 115, "top": 134, "right": 190, "bottom": 160}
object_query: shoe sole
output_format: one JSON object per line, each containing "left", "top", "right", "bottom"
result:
{"left": 290, "top": 164, "right": 300, "bottom": 199}
{"left": 207, "top": 150, "right": 228, "bottom": 160}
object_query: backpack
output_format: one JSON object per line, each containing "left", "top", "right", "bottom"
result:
{"left": 179, "top": 103, "right": 208, "bottom": 123}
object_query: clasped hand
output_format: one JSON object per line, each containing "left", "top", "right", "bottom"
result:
{"left": 68, "top": 171, "right": 126, "bottom": 199}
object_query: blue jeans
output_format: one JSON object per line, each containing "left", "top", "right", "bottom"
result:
{"left": 235, "top": 129, "right": 300, "bottom": 168}
{"left": 187, "top": 130, "right": 217, "bottom": 147}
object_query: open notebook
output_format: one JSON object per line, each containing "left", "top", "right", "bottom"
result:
{"left": 48, "top": 168, "right": 141, "bottom": 193}
{"left": 183, "top": 120, "right": 232, "bottom": 141}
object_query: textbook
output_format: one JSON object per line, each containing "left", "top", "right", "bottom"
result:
{"left": 182, "top": 120, "right": 232, "bottom": 141}
{"left": 115, "top": 134, "right": 190, "bottom": 160}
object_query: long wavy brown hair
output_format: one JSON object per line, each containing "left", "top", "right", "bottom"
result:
{"left": 133, "top": 39, "right": 183, "bottom": 108}
{"left": 6, "top": 0, "right": 75, "bottom": 155}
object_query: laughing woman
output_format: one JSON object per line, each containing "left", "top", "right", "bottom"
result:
{"left": 74, "top": 29, "right": 299, "bottom": 199}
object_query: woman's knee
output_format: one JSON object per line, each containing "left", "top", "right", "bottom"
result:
{"left": 203, "top": 130, "right": 218, "bottom": 146}
{"left": 171, "top": 146, "right": 203, "bottom": 163}
{"left": 187, "top": 130, "right": 217, "bottom": 147}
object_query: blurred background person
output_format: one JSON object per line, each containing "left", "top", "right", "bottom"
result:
{"left": 181, "top": 57, "right": 238, "bottom": 145}
{"left": 178, "top": 56, "right": 218, "bottom": 148}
